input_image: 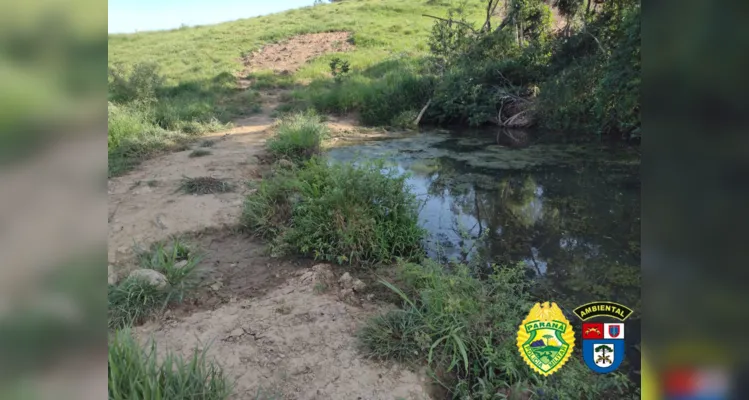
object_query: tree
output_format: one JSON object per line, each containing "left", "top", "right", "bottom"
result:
{"left": 594, "top": 344, "right": 614, "bottom": 364}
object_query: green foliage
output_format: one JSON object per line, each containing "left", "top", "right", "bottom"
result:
{"left": 107, "top": 63, "right": 231, "bottom": 176}
{"left": 108, "top": 62, "right": 165, "bottom": 103}
{"left": 329, "top": 57, "right": 351, "bottom": 83}
{"left": 359, "top": 259, "right": 633, "bottom": 398}
{"left": 266, "top": 112, "right": 329, "bottom": 161}
{"left": 108, "top": 239, "right": 201, "bottom": 329}
{"left": 108, "top": 329, "right": 231, "bottom": 400}
{"left": 241, "top": 157, "right": 425, "bottom": 265}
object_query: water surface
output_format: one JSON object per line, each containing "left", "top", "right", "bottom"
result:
{"left": 327, "top": 130, "right": 641, "bottom": 370}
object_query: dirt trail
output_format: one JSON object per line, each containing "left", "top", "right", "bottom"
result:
{"left": 107, "top": 110, "right": 273, "bottom": 267}
{"left": 108, "top": 33, "right": 432, "bottom": 399}
{"left": 137, "top": 264, "right": 431, "bottom": 400}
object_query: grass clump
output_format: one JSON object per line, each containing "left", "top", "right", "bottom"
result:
{"left": 359, "top": 260, "right": 634, "bottom": 399}
{"left": 189, "top": 149, "right": 213, "bottom": 157}
{"left": 179, "top": 177, "right": 234, "bottom": 195}
{"left": 241, "top": 157, "right": 424, "bottom": 265}
{"left": 108, "top": 239, "right": 200, "bottom": 329}
{"left": 266, "top": 112, "right": 329, "bottom": 161}
{"left": 108, "top": 329, "right": 231, "bottom": 400}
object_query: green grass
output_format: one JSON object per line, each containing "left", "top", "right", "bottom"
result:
{"left": 108, "top": 1, "right": 489, "bottom": 85}
{"left": 108, "top": 329, "right": 232, "bottom": 400}
{"left": 359, "top": 259, "right": 635, "bottom": 399}
{"left": 179, "top": 177, "right": 235, "bottom": 195}
{"left": 108, "top": 239, "right": 201, "bottom": 329}
{"left": 241, "top": 157, "right": 425, "bottom": 265}
{"left": 266, "top": 112, "right": 329, "bottom": 161}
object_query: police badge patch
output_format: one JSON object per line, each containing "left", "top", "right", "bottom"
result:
{"left": 574, "top": 301, "right": 633, "bottom": 374}
{"left": 516, "top": 302, "right": 575, "bottom": 376}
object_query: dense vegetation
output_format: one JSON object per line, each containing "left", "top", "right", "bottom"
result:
{"left": 359, "top": 259, "right": 635, "bottom": 399}
{"left": 242, "top": 115, "right": 425, "bottom": 265}
{"left": 298, "top": 0, "right": 640, "bottom": 136}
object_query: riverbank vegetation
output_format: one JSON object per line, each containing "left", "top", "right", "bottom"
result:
{"left": 108, "top": 0, "right": 640, "bottom": 175}
{"left": 359, "top": 259, "right": 633, "bottom": 398}
{"left": 242, "top": 115, "right": 425, "bottom": 265}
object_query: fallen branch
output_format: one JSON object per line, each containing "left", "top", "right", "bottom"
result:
{"left": 504, "top": 110, "right": 531, "bottom": 127}
{"left": 414, "top": 98, "right": 432, "bottom": 126}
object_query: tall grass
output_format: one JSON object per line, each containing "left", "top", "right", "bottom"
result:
{"left": 241, "top": 157, "right": 425, "bottom": 265}
{"left": 266, "top": 112, "right": 329, "bottom": 161}
{"left": 108, "top": 239, "right": 201, "bottom": 329}
{"left": 359, "top": 260, "right": 634, "bottom": 398}
{"left": 108, "top": 329, "right": 232, "bottom": 400}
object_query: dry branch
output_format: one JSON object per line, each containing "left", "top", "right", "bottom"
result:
{"left": 414, "top": 98, "right": 432, "bottom": 126}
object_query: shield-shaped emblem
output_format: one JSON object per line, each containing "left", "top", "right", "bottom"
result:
{"left": 582, "top": 322, "right": 625, "bottom": 373}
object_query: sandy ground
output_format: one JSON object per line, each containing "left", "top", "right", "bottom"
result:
{"left": 108, "top": 32, "right": 432, "bottom": 398}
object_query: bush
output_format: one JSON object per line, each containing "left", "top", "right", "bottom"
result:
{"left": 108, "top": 62, "right": 165, "bottom": 103}
{"left": 359, "top": 260, "right": 633, "bottom": 399}
{"left": 241, "top": 158, "right": 425, "bottom": 265}
{"left": 108, "top": 239, "right": 200, "bottom": 329}
{"left": 108, "top": 329, "right": 231, "bottom": 400}
{"left": 266, "top": 112, "right": 329, "bottom": 161}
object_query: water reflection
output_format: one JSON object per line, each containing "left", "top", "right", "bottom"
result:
{"left": 326, "top": 133, "right": 641, "bottom": 312}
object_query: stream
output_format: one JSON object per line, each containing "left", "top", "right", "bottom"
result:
{"left": 326, "top": 129, "right": 642, "bottom": 375}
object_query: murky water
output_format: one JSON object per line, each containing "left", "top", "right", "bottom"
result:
{"left": 327, "top": 130, "right": 641, "bottom": 373}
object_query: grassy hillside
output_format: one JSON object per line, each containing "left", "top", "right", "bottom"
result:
{"left": 108, "top": 0, "right": 485, "bottom": 84}
{"left": 108, "top": 0, "right": 640, "bottom": 175}
{"left": 108, "top": 0, "right": 492, "bottom": 175}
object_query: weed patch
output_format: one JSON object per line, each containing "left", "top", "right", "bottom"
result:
{"left": 108, "top": 329, "right": 231, "bottom": 400}
{"left": 179, "top": 177, "right": 234, "bottom": 195}
{"left": 108, "top": 239, "right": 200, "bottom": 329}
{"left": 266, "top": 112, "right": 329, "bottom": 162}
{"left": 189, "top": 149, "right": 212, "bottom": 158}
{"left": 241, "top": 158, "right": 424, "bottom": 266}
{"left": 359, "top": 260, "right": 634, "bottom": 398}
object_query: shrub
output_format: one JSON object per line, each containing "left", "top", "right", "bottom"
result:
{"left": 108, "top": 329, "right": 231, "bottom": 400}
{"left": 266, "top": 112, "right": 329, "bottom": 161}
{"left": 241, "top": 158, "right": 425, "bottom": 265}
{"left": 108, "top": 62, "right": 165, "bottom": 103}
{"left": 359, "top": 260, "right": 633, "bottom": 399}
{"left": 108, "top": 239, "right": 200, "bottom": 329}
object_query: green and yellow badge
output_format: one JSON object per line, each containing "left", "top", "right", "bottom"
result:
{"left": 516, "top": 302, "right": 575, "bottom": 376}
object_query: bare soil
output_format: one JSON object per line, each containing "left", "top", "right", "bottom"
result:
{"left": 137, "top": 264, "right": 432, "bottom": 400}
{"left": 242, "top": 31, "right": 355, "bottom": 74}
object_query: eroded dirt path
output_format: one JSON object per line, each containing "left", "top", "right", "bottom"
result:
{"left": 107, "top": 111, "right": 273, "bottom": 268}
{"left": 108, "top": 32, "right": 432, "bottom": 399}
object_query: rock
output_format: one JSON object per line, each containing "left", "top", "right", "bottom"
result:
{"left": 310, "top": 263, "right": 335, "bottom": 286}
{"left": 108, "top": 265, "right": 118, "bottom": 286}
{"left": 338, "top": 288, "right": 360, "bottom": 306}
{"left": 128, "top": 269, "right": 168, "bottom": 290}
{"left": 352, "top": 279, "right": 366, "bottom": 292}
{"left": 174, "top": 260, "right": 188, "bottom": 269}
{"left": 228, "top": 328, "right": 244, "bottom": 338}
{"left": 210, "top": 281, "right": 223, "bottom": 291}
{"left": 338, "top": 272, "right": 354, "bottom": 290}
